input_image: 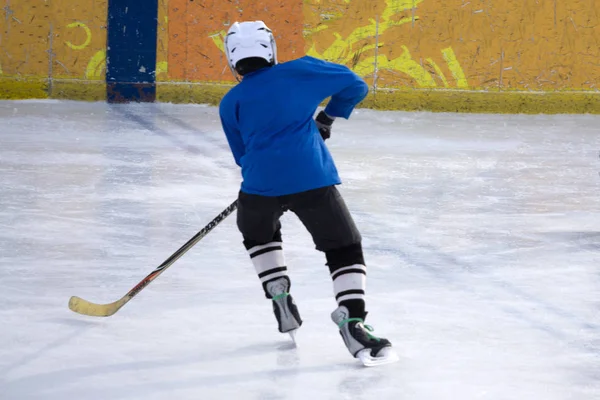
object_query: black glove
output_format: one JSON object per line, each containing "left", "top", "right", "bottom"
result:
{"left": 315, "top": 110, "right": 335, "bottom": 141}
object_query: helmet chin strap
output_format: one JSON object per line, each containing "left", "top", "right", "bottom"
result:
{"left": 230, "top": 65, "right": 242, "bottom": 82}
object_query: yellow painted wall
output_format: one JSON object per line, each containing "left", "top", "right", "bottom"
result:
{"left": 160, "top": 0, "right": 599, "bottom": 91}
{"left": 0, "top": 0, "right": 107, "bottom": 99}
{"left": 157, "top": 0, "right": 599, "bottom": 112}
{"left": 2, "top": 0, "right": 599, "bottom": 113}
{"left": 156, "top": 0, "right": 169, "bottom": 81}
{"left": 305, "top": 0, "right": 600, "bottom": 91}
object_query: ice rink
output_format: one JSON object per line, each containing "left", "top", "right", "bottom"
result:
{"left": 1, "top": 99, "right": 599, "bottom": 400}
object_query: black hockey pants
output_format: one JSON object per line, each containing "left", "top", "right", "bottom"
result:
{"left": 236, "top": 185, "right": 364, "bottom": 267}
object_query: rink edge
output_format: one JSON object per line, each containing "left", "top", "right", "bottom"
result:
{"left": 0, "top": 77, "right": 48, "bottom": 100}
{"left": 0, "top": 78, "right": 106, "bottom": 101}
{"left": 52, "top": 80, "right": 107, "bottom": 101}
{"left": 156, "top": 83, "right": 600, "bottom": 114}
{"left": 2, "top": 79, "right": 599, "bottom": 114}
{"left": 364, "top": 88, "right": 600, "bottom": 114}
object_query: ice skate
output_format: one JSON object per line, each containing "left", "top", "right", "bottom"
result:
{"left": 266, "top": 277, "right": 302, "bottom": 342}
{"left": 331, "top": 305, "right": 398, "bottom": 367}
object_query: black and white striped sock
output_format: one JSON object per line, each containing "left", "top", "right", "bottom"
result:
{"left": 247, "top": 241, "right": 288, "bottom": 291}
{"left": 331, "top": 264, "right": 366, "bottom": 304}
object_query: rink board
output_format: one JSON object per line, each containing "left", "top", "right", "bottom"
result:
{"left": 155, "top": 84, "right": 600, "bottom": 114}
{"left": 2, "top": 80, "right": 599, "bottom": 114}
{"left": 1, "top": 0, "right": 599, "bottom": 112}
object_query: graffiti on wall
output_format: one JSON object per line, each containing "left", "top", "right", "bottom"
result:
{"left": 3, "top": 0, "right": 598, "bottom": 91}
{"left": 205, "top": 0, "right": 467, "bottom": 88}
{"left": 166, "top": 0, "right": 305, "bottom": 83}
{"left": 0, "top": 0, "right": 108, "bottom": 80}
{"left": 302, "top": 0, "right": 467, "bottom": 88}
{"left": 169, "top": 0, "right": 600, "bottom": 90}
{"left": 63, "top": 21, "right": 105, "bottom": 79}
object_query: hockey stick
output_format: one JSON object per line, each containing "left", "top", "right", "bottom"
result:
{"left": 68, "top": 200, "right": 238, "bottom": 317}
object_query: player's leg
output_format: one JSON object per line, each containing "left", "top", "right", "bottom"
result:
{"left": 287, "top": 186, "right": 393, "bottom": 360}
{"left": 236, "top": 191, "right": 302, "bottom": 334}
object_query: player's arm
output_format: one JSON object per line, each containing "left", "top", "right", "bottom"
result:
{"left": 219, "top": 97, "right": 245, "bottom": 167}
{"left": 303, "top": 56, "right": 369, "bottom": 119}
{"left": 300, "top": 56, "right": 368, "bottom": 140}
{"left": 322, "top": 65, "right": 368, "bottom": 120}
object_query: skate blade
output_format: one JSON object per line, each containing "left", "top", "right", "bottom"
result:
{"left": 357, "top": 347, "right": 399, "bottom": 367}
{"left": 288, "top": 329, "right": 298, "bottom": 346}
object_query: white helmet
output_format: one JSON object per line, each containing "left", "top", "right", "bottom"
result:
{"left": 225, "top": 21, "right": 278, "bottom": 78}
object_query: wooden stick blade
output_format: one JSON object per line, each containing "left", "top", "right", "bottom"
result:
{"left": 68, "top": 296, "right": 126, "bottom": 317}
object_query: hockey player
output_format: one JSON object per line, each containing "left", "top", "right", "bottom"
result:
{"left": 219, "top": 20, "right": 397, "bottom": 365}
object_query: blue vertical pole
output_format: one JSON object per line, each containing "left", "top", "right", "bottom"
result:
{"left": 106, "top": 0, "right": 158, "bottom": 103}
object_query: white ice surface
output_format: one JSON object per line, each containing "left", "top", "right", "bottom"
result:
{"left": 1, "top": 100, "right": 599, "bottom": 400}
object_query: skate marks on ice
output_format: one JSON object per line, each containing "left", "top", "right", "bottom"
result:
{"left": 0, "top": 319, "right": 98, "bottom": 379}
{"left": 0, "top": 340, "right": 292, "bottom": 398}
{"left": 537, "top": 230, "right": 600, "bottom": 252}
{"left": 412, "top": 240, "right": 599, "bottom": 336}
{"left": 347, "top": 145, "right": 600, "bottom": 355}
{"left": 361, "top": 214, "right": 600, "bottom": 383}
{"left": 1, "top": 337, "right": 398, "bottom": 400}
{"left": 111, "top": 104, "right": 232, "bottom": 170}
{"left": 148, "top": 105, "right": 231, "bottom": 154}
{"left": 364, "top": 213, "right": 600, "bottom": 342}
{"left": 111, "top": 106, "right": 204, "bottom": 157}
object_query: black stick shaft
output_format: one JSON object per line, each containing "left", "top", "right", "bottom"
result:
{"left": 125, "top": 200, "right": 238, "bottom": 300}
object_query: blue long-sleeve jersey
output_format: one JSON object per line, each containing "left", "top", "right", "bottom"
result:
{"left": 219, "top": 55, "right": 368, "bottom": 196}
